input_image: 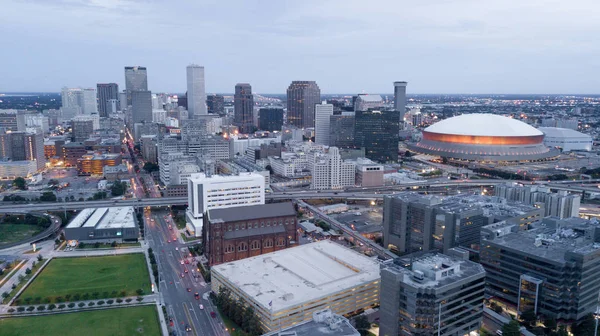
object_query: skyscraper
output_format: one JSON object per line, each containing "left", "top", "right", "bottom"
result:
{"left": 61, "top": 87, "right": 97, "bottom": 116}
{"left": 97, "top": 83, "right": 119, "bottom": 117}
{"left": 329, "top": 113, "right": 355, "bottom": 148}
{"left": 234, "top": 83, "right": 254, "bottom": 133}
{"left": 286, "top": 81, "right": 320, "bottom": 129}
{"left": 314, "top": 102, "right": 333, "bottom": 146}
{"left": 394, "top": 81, "right": 408, "bottom": 124}
{"left": 354, "top": 109, "right": 399, "bottom": 163}
{"left": 124, "top": 66, "right": 148, "bottom": 106}
{"left": 186, "top": 65, "right": 207, "bottom": 116}
{"left": 258, "top": 108, "right": 283, "bottom": 132}
{"left": 206, "top": 94, "right": 225, "bottom": 115}
{"left": 131, "top": 90, "right": 152, "bottom": 124}
{"left": 0, "top": 131, "right": 45, "bottom": 171}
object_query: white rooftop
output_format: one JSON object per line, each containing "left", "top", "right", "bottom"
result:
{"left": 212, "top": 240, "right": 380, "bottom": 312}
{"left": 66, "top": 207, "right": 136, "bottom": 229}
{"left": 356, "top": 94, "right": 383, "bottom": 102}
{"left": 538, "top": 127, "right": 592, "bottom": 139}
{"left": 425, "top": 114, "right": 543, "bottom": 137}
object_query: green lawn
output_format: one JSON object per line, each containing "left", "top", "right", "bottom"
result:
{"left": 0, "top": 224, "right": 44, "bottom": 245}
{"left": 18, "top": 254, "right": 151, "bottom": 303}
{"left": 0, "top": 305, "right": 161, "bottom": 336}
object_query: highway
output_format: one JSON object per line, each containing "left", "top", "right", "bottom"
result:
{"left": 145, "top": 209, "right": 226, "bottom": 336}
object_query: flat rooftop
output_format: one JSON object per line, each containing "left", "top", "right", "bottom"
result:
{"left": 265, "top": 311, "right": 359, "bottom": 336}
{"left": 208, "top": 202, "right": 295, "bottom": 223}
{"left": 212, "top": 240, "right": 380, "bottom": 312}
{"left": 66, "top": 207, "right": 136, "bottom": 230}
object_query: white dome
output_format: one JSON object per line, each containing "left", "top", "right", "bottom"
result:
{"left": 425, "top": 114, "right": 543, "bottom": 137}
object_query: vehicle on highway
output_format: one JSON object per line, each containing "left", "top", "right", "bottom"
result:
{"left": 185, "top": 324, "right": 192, "bottom": 332}
{"left": 199, "top": 304, "right": 204, "bottom": 310}
{"left": 175, "top": 247, "right": 179, "bottom": 251}
{"left": 184, "top": 268, "right": 188, "bottom": 273}
{"left": 180, "top": 260, "right": 184, "bottom": 265}
{"left": 210, "top": 311, "right": 216, "bottom": 318}
{"left": 181, "top": 273, "right": 185, "bottom": 278}
{"left": 187, "top": 288, "right": 191, "bottom": 292}
{"left": 167, "top": 240, "right": 171, "bottom": 243}
{"left": 194, "top": 292, "right": 200, "bottom": 300}
{"left": 184, "top": 259, "right": 190, "bottom": 264}
{"left": 169, "top": 318, "right": 174, "bottom": 326}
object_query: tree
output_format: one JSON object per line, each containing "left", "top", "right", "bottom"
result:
{"left": 111, "top": 241, "right": 118, "bottom": 248}
{"left": 1, "top": 292, "right": 8, "bottom": 299}
{"left": 550, "top": 326, "right": 569, "bottom": 336}
{"left": 354, "top": 315, "right": 370, "bottom": 332}
{"left": 91, "top": 191, "right": 107, "bottom": 200}
{"left": 25, "top": 268, "right": 31, "bottom": 275}
{"left": 39, "top": 191, "right": 57, "bottom": 202}
{"left": 544, "top": 318, "right": 557, "bottom": 331}
{"left": 37, "top": 254, "right": 43, "bottom": 262}
{"left": 111, "top": 180, "right": 127, "bottom": 196}
{"left": 78, "top": 302, "right": 85, "bottom": 308}
{"left": 502, "top": 320, "right": 522, "bottom": 336}
{"left": 48, "top": 179, "right": 59, "bottom": 186}
{"left": 13, "top": 177, "right": 27, "bottom": 190}
{"left": 143, "top": 162, "right": 159, "bottom": 173}
{"left": 571, "top": 313, "right": 597, "bottom": 336}
{"left": 48, "top": 303, "right": 56, "bottom": 310}
{"left": 68, "top": 303, "right": 75, "bottom": 308}
{"left": 520, "top": 309, "right": 537, "bottom": 327}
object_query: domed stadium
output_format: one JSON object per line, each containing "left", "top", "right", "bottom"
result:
{"left": 409, "top": 114, "right": 558, "bottom": 161}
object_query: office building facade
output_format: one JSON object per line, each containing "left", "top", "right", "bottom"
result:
{"left": 314, "top": 102, "right": 333, "bottom": 146}
{"left": 186, "top": 64, "right": 207, "bottom": 116}
{"left": 286, "top": 81, "right": 321, "bottom": 128}
{"left": 380, "top": 251, "right": 486, "bottom": 336}
{"left": 234, "top": 83, "right": 254, "bottom": 133}
{"left": 311, "top": 147, "right": 356, "bottom": 190}
{"left": 124, "top": 66, "right": 148, "bottom": 106}
{"left": 0, "top": 131, "right": 45, "bottom": 171}
{"left": 330, "top": 113, "right": 355, "bottom": 148}
{"left": 131, "top": 90, "right": 152, "bottom": 123}
{"left": 207, "top": 94, "right": 225, "bottom": 115}
{"left": 394, "top": 81, "right": 408, "bottom": 124}
{"left": 97, "top": 83, "right": 119, "bottom": 117}
{"left": 354, "top": 109, "right": 399, "bottom": 163}
{"left": 258, "top": 108, "right": 283, "bottom": 132}
{"left": 71, "top": 119, "right": 94, "bottom": 142}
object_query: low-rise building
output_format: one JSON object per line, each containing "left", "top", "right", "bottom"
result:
{"left": 64, "top": 207, "right": 139, "bottom": 242}
{"left": 354, "top": 157, "right": 384, "bottom": 187}
{"left": 211, "top": 240, "right": 380, "bottom": 333}
{"left": 263, "top": 309, "right": 359, "bottom": 336}
{"left": 203, "top": 202, "right": 298, "bottom": 266}
{"left": 0, "top": 160, "right": 38, "bottom": 180}
{"left": 76, "top": 153, "right": 122, "bottom": 175}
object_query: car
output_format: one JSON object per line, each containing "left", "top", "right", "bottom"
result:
{"left": 167, "top": 240, "right": 171, "bottom": 243}
{"left": 180, "top": 260, "right": 184, "bottom": 265}
{"left": 169, "top": 318, "right": 174, "bottom": 326}
{"left": 184, "top": 268, "right": 189, "bottom": 273}
{"left": 199, "top": 304, "right": 204, "bottom": 310}
{"left": 210, "top": 311, "right": 216, "bottom": 318}
{"left": 185, "top": 324, "right": 192, "bottom": 332}
{"left": 175, "top": 247, "right": 179, "bottom": 251}
{"left": 194, "top": 292, "right": 200, "bottom": 300}
{"left": 184, "top": 259, "right": 190, "bottom": 264}
{"left": 187, "top": 288, "right": 191, "bottom": 292}
{"left": 181, "top": 273, "right": 185, "bottom": 278}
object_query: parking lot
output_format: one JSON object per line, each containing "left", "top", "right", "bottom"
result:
{"left": 332, "top": 206, "right": 383, "bottom": 232}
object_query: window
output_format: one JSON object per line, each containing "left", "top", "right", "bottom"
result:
{"left": 266, "top": 221, "right": 271, "bottom": 227}
{"left": 264, "top": 239, "right": 273, "bottom": 248}
{"left": 251, "top": 240, "right": 260, "bottom": 250}
{"left": 261, "top": 222, "right": 265, "bottom": 227}
{"left": 277, "top": 237, "right": 285, "bottom": 247}
{"left": 235, "top": 224, "right": 239, "bottom": 231}
{"left": 225, "top": 244, "right": 234, "bottom": 253}
{"left": 228, "top": 225, "right": 232, "bottom": 231}
{"left": 254, "top": 222, "right": 258, "bottom": 228}
{"left": 237, "top": 242, "right": 248, "bottom": 252}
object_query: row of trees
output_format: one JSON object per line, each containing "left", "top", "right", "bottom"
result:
{"left": 499, "top": 310, "right": 600, "bottom": 336}
{"left": 9, "top": 297, "right": 143, "bottom": 312}
{"left": 3, "top": 192, "right": 56, "bottom": 203}
{"left": 16, "top": 289, "right": 140, "bottom": 306}
{"left": 147, "top": 248, "right": 159, "bottom": 290}
{"left": 215, "top": 287, "right": 262, "bottom": 336}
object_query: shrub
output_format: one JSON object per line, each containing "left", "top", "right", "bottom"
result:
{"left": 17, "top": 307, "right": 25, "bottom": 312}
{"left": 7, "top": 308, "right": 15, "bottom": 313}
{"left": 65, "top": 294, "right": 71, "bottom": 301}
{"left": 33, "top": 297, "right": 41, "bottom": 304}
{"left": 23, "top": 297, "right": 32, "bottom": 304}
{"left": 48, "top": 304, "right": 56, "bottom": 310}
{"left": 78, "top": 302, "right": 85, "bottom": 308}
{"left": 26, "top": 306, "right": 35, "bottom": 312}
{"left": 92, "top": 292, "right": 99, "bottom": 299}
{"left": 120, "top": 291, "right": 127, "bottom": 297}
{"left": 136, "top": 297, "right": 143, "bottom": 302}
{"left": 55, "top": 296, "right": 63, "bottom": 303}
{"left": 125, "top": 298, "right": 132, "bottom": 303}
{"left": 73, "top": 293, "right": 81, "bottom": 301}
{"left": 68, "top": 303, "right": 75, "bottom": 308}
{"left": 136, "top": 288, "right": 144, "bottom": 295}
{"left": 107, "top": 299, "right": 114, "bottom": 304}
{"left": 43, "top": 297, "right": 51, "bottom": 303}
{"left": 88, "top": 302, "right": 95, "bottom": 307}
{"left": 58, "top": 304, "right": 66, "bottom": 309}
{"left": 82, "top": 293, "right": 90, "bottom": 300}
{"left": 102, "top": 291, "right": 109, "bottom": 298}
{"left": 97, "top": 300, "right": 105, "bottom": 305}
{"left": 36, "top": 306, "right": 45, "bottom": 311}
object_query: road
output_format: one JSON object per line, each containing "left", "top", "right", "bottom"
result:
{"left": 145, "top": 209, "right": 227, "bottom": 336}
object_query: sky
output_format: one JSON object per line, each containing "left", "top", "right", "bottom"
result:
{"left": 1, "top": 0, "right": 600, "bottom": 94}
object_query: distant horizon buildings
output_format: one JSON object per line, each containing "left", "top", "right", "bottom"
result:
{"left": 286, "top": 81, "right": 320, "bottom": 129}
{"left": 186, "top": 64, "right": 207, "bottom": 116}
{"left": 234, "top": 83, "right": 254, "bottom": 133}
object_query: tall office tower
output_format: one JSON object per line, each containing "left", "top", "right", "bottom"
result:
{"left": 258, "top": 108, "right": 284, "bottom": 132}
{"left": 124, "top": 66, "right": 148, "bottom": 106}
{"left": 394, "top": 81, "right": 408, "bottom": 124}
{"left": 314, "top": 102, "right": 333, "bottom": 146}
{"left": 0, "top": 110, "right": 19, "bottom": 132}
{"left": 234, "top": 83, "right": 254, "bottom": 133}
{"left": 131, "top": 90, "right": 152, "bottom": 124}
{"left": 286, "top": 81, "right": 321, "bottom": 128}
{"left": 71, "top": 119, "right": 94, "bottom": 142}
{"left": 354, "top": 94, "right": 383, "bottom": 112}
{"left": 380, "top": 251, "right": 486, "bottom": 336}
{"left": 206, "top": 94, "right": 225, "bottom": 115}
{"left": 97, "top": 83, "right": 119, "bottom": 117}
{"left": 354, "top": 109, "right": 399, "bottom": 163}
{"left": 311, "top": 147, "right": 356, "bottom": 190}
{"left": 481, "top": 217, "right": 600, "bottom": 322}
{"left": 0, "top": 131, "right": 46, "bottom": 170}
{"left": 81, "top": 88, "right": 98, "bottom": 115}
{"left": 329, "top": 113, "right": 355, "bottom": 148}
{"left": 61, "top": 87, "right": 97, "bottom": 116}
{"left": 186, "top": 65, "right": 207, "bottom": 116}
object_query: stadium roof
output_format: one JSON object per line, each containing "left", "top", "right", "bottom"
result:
{"left": 425, "top": 114, "right": 542, "bottom": 137}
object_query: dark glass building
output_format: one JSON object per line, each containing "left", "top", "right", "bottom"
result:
{"left": 234, "top": 83, "right": 254, "bottom": 133}
{"left": 354, "top": 108, "right": 399, "bottom": 163}
{"left": 97, "top": 83, "right": 119, "bottom": 117}
{"left": 329, "top": 113, "right": 355, "bottom": 148}
{"left": 286, "top": 81, "right": 320, "bottom": 129}
{"left": 124, "top": 66, "right": 148, "bottom": 106}
{"left": 207, "top": 94, "right": 225, "bottom": 115}
{"left": 258, "top": 108, "right": 283, "bottom": 132}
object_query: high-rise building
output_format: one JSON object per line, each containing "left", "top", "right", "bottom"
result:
{"left": 186, "top": 64, "right": 207, "bottom": 116}
{"left": 314, "top": 102, "right": 333, "bottom": 146}
{"left": 0, "top": 110, "right": 20, "bottom": 132}
{"left": 481, "top": 217, "right": 600, "bottom": 321}
{"left": 124, "top": 66, "right": 148, "bottom": 106}
{"left": 0, "top": 131, "right": 45, "bottom": 171}
{"left": 131, "top": 90, "right": 152, "bottom": 124}
{"left": 206, "top": 94, "right": 225, "bottom": 115}
{"left": 258, "top": 108, "right": 283, "bottom": 132}
{"left": 311, "top": 147, "right": 356, "bottom": 190}
{"left": 394, "top": 81, "right": 408, "bottom": 124}
{"left": 354, "top": 109, "right": 399, "bottom": 163}
{"left": 97, "top": 83, "right": 119, "bottom": 117}
{"left": 61, "top": 87, "right": 97, "bottom": 116}
{"left": 380, "top": 250, "right": 486, "bottom": 336}
{"left": 329, "top": 113, "right": 355, "bottom": 148}
{"left": 286, "top": 81, "right": 321, "bottom": 128}
{"left": 234, "top": 83, "right": 254, "bottom": 133}
{"left": 495, "top": 183, "right": 580, "bottom": 218}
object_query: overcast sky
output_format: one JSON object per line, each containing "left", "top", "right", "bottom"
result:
{"left": 2, "top": 0, "right": 600, "bottom": 94}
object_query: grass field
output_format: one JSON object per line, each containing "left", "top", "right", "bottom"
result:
{"left": 0, "top": 224, "right": 44, "bottom": 245}
{"left": 18, "top": 254, "right": 151, "bottom": 303}
{"left": 0, "top": 305, "right": 160, "bottom": 336}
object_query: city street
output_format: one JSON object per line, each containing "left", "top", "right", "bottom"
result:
{"left": 145, "top": 209, "right": 227, "bottom": 336}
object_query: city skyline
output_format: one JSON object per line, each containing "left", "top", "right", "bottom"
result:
{"left": 2, "top": 1, "right": 599, "bottom": 94}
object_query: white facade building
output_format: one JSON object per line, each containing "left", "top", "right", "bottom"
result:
{"left": 311, "top": 147, "right": 356, "bottom": 190}
{"left": 186, "top": 64, "right": 207, "bottom": 116}
{"left": 61, "top": 87, "right": 97, "bottom": 116}
{"left": 72, "top": 114, "right": 100, "bottom": 130}
{"left": 354, "top": 94, "right": 383, "bottom": 112}
{"left": 539, "top": 127, "right": 592, "bottom": 152}
{"left": 152, "top": 109, "right": 166, "bottom": 124}
{"left": 186, "top": 172, "right": 265, "bottom": 236}
{"left": 315, "top": 102, "right": 333, "bottom": 146}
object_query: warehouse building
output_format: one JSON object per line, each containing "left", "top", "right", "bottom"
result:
{"left": 64, "top": 207, "right": 138, "bottom": 243}
{"left": 211, "top": 240, "right": 380, "bottom": 333}
{"left": 538, "top": 127, "right": 593, "bottom": 152}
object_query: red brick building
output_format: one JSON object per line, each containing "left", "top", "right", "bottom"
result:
{"left": 203, "top": 202, "right": 298, "bottom": 266}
